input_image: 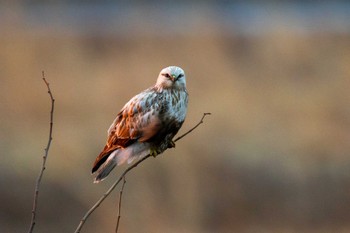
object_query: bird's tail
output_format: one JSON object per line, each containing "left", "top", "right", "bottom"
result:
{"left": 93, "top": 148, "right": 134, "bottom": 183}
{"left": 93, "top": 143, "right": 150, "bottom": 183}
{"left": 93, "top": 154, "right": 117, "bottom": 183}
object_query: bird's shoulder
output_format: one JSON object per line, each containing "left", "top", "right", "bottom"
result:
{"left": 106, "top": 87, "right": 163, "bottom": 140}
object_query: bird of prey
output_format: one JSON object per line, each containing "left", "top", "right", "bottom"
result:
{"left": 92, "top": 66, "right": 188, "bottom": 183}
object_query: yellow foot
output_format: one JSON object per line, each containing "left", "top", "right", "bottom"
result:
{"left": 150, "top": 148, "right": 160, "bottom": 157}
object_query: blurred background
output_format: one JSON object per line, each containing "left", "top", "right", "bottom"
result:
{"left": 1, "top": 0, "right": 350, "bottom": 232}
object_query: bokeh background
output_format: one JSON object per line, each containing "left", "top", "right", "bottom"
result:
{"left": 1, "top": 1, "right": 350, "bottom": 232}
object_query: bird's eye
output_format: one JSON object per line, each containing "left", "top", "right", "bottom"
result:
{"left": 163, "top": 73, "right": 171, "bottom": 78}
{"left": 178, "top": 74, "right": 184, "bottom": 79}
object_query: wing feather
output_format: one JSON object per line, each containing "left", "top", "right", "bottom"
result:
{"left": 92, "top": 89, "right": 161, "bottom": 173}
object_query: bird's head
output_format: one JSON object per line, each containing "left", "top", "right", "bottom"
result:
{"left": 156, "top": 66, "right": 186, "bottom": 90}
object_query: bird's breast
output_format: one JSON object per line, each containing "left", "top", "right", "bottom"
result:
{"left": 162, "top": 89, "right": 188, "bottom": 122}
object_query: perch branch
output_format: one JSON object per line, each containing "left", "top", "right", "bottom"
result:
{"left": 173, "top": 112, "right": 211, "bottom": 141}
{"left": 27, "top": 72, "right": 55, "bottom": 233}
{"left": 74, "top": 112, "right": 211, "bottom": 233}
{"left": 115, "top": 177, "right": 126, "bottom": 233}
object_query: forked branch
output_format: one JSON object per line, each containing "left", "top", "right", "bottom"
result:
{"left": 74, "top": 112, "right": 211, "bottom": 233}
{"left": 27, "top": 72, "right": 55, "bottom": 233}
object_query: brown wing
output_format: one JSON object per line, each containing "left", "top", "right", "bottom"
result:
{"left": 92, "top": 90, "right": 162, "bottom": 173}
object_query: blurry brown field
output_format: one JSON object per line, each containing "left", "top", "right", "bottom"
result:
{"left": 1, "top": 2, "right": 350, "bottom": 233}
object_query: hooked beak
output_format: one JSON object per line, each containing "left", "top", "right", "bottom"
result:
{"left": 170, "top": 75, "right": 177, "bottom": 82}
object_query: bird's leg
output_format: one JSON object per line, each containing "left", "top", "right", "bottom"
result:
{"left": 150, "top": 147, "right": 158, "bottom": 157}
{"left": 150, "top": 147, "right": 163, "bottom": 157}
{"left": 151, "top": 139, "right": 175, "bottom": 157}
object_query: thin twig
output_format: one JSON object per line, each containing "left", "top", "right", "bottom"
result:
{"left": 27, "top": 72, "right": 55, "bottom": 233}
{"left": 115, "top": 177, "right": 126, "bottom": 233}
{"left": 173, "top": 112, "right": 211, "bottom": 142}
{"left": 74, "top": 155, "right": 150, "bottom": 233}
{"left": 74, "top": 112, "right": 210, "bottom": 233}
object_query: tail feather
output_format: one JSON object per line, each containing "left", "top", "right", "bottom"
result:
{"left": 93, "top": 161, "right": 117, "bottom": 183}
{"left": 93, "top": 148, "right": 132, "bottom": 183}
{"left": 93, "top": 151, "right": 118, "bottom": 183}
{"left": 92, "top": 143, "right": 150, "bottom": 183}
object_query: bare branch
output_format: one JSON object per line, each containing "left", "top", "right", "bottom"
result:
{"left": 173, "top": 112, "right": 211, "bottom": 142}
{"left": 74, "top": 154, "right": 150, "bottom": 233}
{"left": 27, "top": 72, "right": 55, "bottom": 233}
{"left": 74, "top": 112, "right": 211, "bottom": 233}
{"left": 115, "top": 177, "right": 126, "bottom": 233}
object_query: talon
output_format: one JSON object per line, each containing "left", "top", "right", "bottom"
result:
{"left": 150, "top": 147, "right": 163, "bottom": 157}
{"left": 150, "top": 148, "right": 158, "bottom": 157}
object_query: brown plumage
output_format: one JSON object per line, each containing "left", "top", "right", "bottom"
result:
{"left": 92, "top": 66, "right": 188, "bottom": 183}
